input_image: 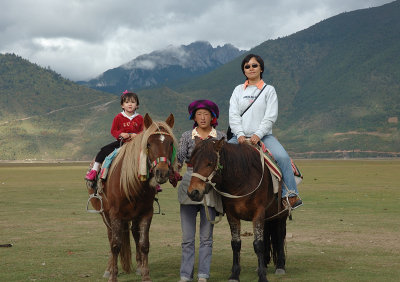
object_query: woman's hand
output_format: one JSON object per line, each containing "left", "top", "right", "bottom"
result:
{"left": 250, "top": 134, "right": 260, "bottom": 145}
{"left": 238, "top": 136, "right": 246, "bottom": 144}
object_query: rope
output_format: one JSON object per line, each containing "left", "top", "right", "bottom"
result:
{"left": 203, "top": 197, "right": 223, "bottom": 224}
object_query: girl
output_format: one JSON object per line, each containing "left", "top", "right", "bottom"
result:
{"left": 85, "top": 91, "right": 143, "bottom": 181}
{"left": 177, "top": 100, "right": 225, "bottom": 282}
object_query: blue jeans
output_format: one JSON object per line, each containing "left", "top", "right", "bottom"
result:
{"left": 228, "top": 135, "right": 299, "bottom": 198}
{"left": 180, "top": 204, "right": 215, "bottom": 280}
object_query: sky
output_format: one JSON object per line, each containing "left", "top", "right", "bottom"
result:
{"left": 0, "top": 0, "right": 393, "bottom": 81}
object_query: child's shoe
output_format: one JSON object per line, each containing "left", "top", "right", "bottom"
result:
{"left": 155, "top": 184, "right": 162, "bottom": 193}
{"left": 85, "top": 169, "right": 98, "bottom": 181}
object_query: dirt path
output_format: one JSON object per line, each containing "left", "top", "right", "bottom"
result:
{"left": 0, "top": 97, "right": 118, "bottom": 125}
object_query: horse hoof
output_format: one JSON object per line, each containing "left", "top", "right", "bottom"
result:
{"left": 275, "top": 268, "right": 286, "bottom": 275}
{"left": 103, "top": 270, "right": 110, "bottom": 278}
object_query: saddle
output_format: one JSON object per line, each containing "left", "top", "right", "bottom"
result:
{"left": 249, "top": 141, "right": 303, "bottom": 194}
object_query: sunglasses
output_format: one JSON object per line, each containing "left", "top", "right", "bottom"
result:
{"left": 244, "top": 63, "right": 259, "bottom": 69}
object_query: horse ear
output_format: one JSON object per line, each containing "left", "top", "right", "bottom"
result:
{"left": 165, "top": 113, "right": 174, "bottom": 128}
{"left": 214, "top": 137, "right": 225, "bottom": 152}
{"left": 144, "top": 113, "right": 153, "bottom": 129}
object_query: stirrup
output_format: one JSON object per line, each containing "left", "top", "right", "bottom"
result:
{"left": 153, "top": 197, "right": 161, "bottom": 215}
{"left": 86, "top": 193, "right": 104, "bottom": 214}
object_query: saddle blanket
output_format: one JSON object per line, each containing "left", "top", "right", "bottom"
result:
{"left": 99, "top": 148, "right": 120, "bottom": 180}
{"left": 258, "top": 142, "right": 303, "bottom": 193}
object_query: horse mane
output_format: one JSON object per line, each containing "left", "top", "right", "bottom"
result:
{"left": 108, "top": 120, "right": 178, "bottom": 199}
{"left": 192, "top": 139, "right": 262, "bottom": 184}
{"left": 219, "top": 142, "right": 263, "bottom": 187}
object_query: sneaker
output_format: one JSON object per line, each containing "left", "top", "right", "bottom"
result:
{"left": 283, "top": 195, "right": 303, "bottom": 209}
{"left": 198, "top": 278, "right": 207, "bottom": 282}
{"left": 156, "top": 184, "right": 162, "bottom": 193}
{"left": 85, "top": 169, "right": 98, "bottom": 181}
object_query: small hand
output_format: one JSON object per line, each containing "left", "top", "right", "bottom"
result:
{"left": 120, "top": 133, "right": 130, "bottom": 139}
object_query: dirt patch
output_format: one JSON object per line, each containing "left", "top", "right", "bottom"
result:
{"left": 333, "top": 131, "right": 391, "bottom": 137}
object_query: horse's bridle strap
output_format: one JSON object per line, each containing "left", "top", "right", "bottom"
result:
{"left": 148, "top": 130, "right": 173, "bottom": 171}
{"left": 191, "top": 146, "right": 265, "bottom": 199}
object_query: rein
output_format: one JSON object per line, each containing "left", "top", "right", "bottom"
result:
{"left": 191, "top": 144, "right": 265, "bottom": 199}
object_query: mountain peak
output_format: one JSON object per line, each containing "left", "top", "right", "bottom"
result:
{"left": 81, "top": 41, "right": 246, "bottom": 93}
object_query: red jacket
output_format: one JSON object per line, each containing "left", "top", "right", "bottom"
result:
{"left": 110, "top": 112, "right": 144, "bottom": 140}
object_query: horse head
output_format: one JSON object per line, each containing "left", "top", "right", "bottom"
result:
{"left": 187, "top": 137, "right": 225, "bottom": 201}
{"left": 144, "top": 113, "right": 176, "bottom": 185}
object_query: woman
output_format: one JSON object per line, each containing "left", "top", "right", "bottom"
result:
{"left": 177, "top": 100, "right": 225, "bottom": 282}
{"left": 228, "top": 53, "right": 302, "bottom": 209}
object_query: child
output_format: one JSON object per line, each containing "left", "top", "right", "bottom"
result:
{"left": 85, "top": 90, "right": 143, "bottom": 181}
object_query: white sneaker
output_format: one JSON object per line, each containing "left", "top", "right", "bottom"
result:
{"left": 198, "top": 278, "right": 207, "bottom": 282}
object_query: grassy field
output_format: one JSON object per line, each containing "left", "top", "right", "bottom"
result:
{"left": 0, "top": 160, "right": 399, "bottom": 281}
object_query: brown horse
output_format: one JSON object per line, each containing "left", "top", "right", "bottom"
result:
{"left": 88, "top": 113, "right": 177, "bottom": 282}
{"left": 187, "top": 138, "right": 288, "bottom": 282}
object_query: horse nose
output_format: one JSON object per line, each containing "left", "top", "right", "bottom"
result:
{"left": 155, "top": 168, "right": 168, "bottom": 183}
{"left": 188, "top": 189, "right": 200, "bottom": 201}
{"left": 156, "top": 169, "right": 168, "bottom": 178}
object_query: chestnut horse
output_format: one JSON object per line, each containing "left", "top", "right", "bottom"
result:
{"left": 88, "top": 113, "right": 177, "bottom": 282}
{"left": 187, "top": 138, "right": 288, "bottom": 282}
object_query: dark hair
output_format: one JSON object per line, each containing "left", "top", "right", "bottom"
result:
{"left": 121, "top": 92, "right": 139, "bottom": 107}
{"left": 241, "top": 54, "right": 264, "bottom": 79}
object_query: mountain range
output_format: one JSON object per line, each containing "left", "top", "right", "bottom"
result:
{"left": 79, "top": 41, "right": 246, "bottom": 93}
{"left": 0, "top": 0, "right": 399, "bottom": 160}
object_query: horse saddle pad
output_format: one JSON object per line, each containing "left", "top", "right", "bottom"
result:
{"left": 99, "top": 148, "right": 120, "bottom": 180}
{"left": 259, "top": 142, "right": 303, "bottom": 193}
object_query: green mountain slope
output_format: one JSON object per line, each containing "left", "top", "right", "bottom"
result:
{"left": 1, "top": 1, "right": 399, "bottom": 160}
{"left": 139, "top": 1, "right": 400, "bottom": 158}
{"left": 0, "top": 54, "right": 118, "bottom": 160}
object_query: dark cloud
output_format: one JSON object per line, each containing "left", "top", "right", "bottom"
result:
{"left": 0, "top": 0, "right": 393, "bottom": 80}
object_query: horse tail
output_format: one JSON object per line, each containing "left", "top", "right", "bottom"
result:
{"left": 264, "top": 218, "right": 286, "bottom": 268}
{"left": 119, "top": 220, "right": 133, "bottom": 273}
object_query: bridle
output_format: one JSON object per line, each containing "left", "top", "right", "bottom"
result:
{"left": 191, "top": 143, "right": 265, "bottom": 199}
{"left": 148, "top": 130, "right": 174, "bottom": 172}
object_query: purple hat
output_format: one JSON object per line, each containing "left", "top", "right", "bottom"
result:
{"left": 188, "top": 99, "right": 219, "bottom": 127}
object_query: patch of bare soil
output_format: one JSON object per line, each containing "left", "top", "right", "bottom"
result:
{"left": 333, "top": 131, "right": 391, "bottom": 137}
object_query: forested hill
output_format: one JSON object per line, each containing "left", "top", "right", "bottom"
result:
{"left": 140, "top": 0, "right": 400, "bottom": 158}
{"left": 0, "top": 54, "right": 121, "bottom": 160}
{"left": 1, "top": 1, "right": 399, "bottom": 160}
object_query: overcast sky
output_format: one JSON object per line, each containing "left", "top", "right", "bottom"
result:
{"left": 0, "top": 0, "right": 393, "bottom": 81}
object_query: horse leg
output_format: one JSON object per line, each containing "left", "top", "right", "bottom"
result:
{"left": 108, "top": 216, "right": 123, "bottom": 282}
{"left": 137, "top": 213, "right": 153, "bottom": 282}
{"left": 131, "top": 218, "right": 142, "bottom": 275}
{"left": 274, "top": 218, "right": 287, "bottom": 275}
{"left": 227, "top": 214, "right": 241, "bottom": 282}
{"left": 263, "top": 221, "right": 272, "bottom": 269}
{"left": 253, "top": 219, "right": 268, "bottom": 282}
{"left": 264, "top": 218, "right": 286, "bottom": 275}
